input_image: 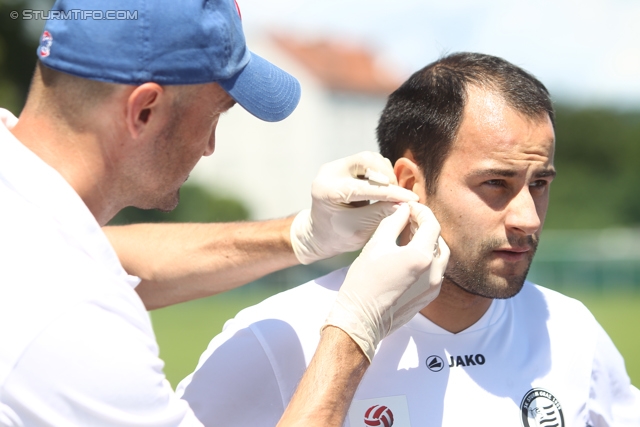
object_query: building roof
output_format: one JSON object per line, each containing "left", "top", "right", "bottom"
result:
{"left": 272, "top": 34, "right": 401, "bottom": 96}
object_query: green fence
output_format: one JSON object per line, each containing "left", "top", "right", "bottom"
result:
{"left": 528, "top": 228, "right": 640, "bottom": 293}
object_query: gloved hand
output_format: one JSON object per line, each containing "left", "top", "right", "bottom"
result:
{"left": 323, "top": 202, "right": 450, "bottom": 362}
{"left": 290, "top": 152, "right": 419, "bottom": 265}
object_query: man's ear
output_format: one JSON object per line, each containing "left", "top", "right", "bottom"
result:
{"left": 394, "top": 151, "right": 427, "bottom": 203}
{"left": 125, "top": 83, "right": 166, "bottom": 139}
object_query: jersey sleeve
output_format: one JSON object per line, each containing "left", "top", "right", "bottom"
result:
{"left": 176, "top": 321, "right": 288, "bottom": 427}
{"left": 1, "top": 298, "right": 203, "bottom": 427}
{"left": 588, "top": 322, "right": 640, "bottom": 426}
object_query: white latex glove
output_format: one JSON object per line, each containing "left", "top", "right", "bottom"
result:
{"left": 323, "top": 202, "right": 450, "bottom": 362}
{"left": 290, "top": 152, "right": 419, "bottom": 264}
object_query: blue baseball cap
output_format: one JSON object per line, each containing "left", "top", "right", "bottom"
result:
{"left": 37, "top": 0, "right": 300, "bottom": 122}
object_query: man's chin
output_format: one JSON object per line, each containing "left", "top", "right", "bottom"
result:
{"left": 155, "top": 192, "right": 180, "bottom": 213}
{"left": 446, "top": 269, "right": 528, "bottom": 300}
{"left": 483, "top": 275, "right": 527, "bottom": 299}
{"left": 137, "top": 189, "right": 180, "bottom": 213}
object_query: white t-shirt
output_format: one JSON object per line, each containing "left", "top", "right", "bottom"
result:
{"left": 0, "top": 109, "right": 202, "bottom": 426}
{"left": 177, "top": 268, "right": 640, "bottom": 427}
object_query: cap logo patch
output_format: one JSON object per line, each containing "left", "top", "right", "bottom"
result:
{"left": 39, "top": 30, "right": 53, "bottom": 58}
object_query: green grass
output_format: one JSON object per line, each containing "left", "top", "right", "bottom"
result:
{"left": 151, "top": 287, "right": 640, "bottom": 389}
{"left": 150, "top": 289, "right": 277, "bottom": 388}
{"left": 560, "top": 289, "right": 640, "bottom": 386}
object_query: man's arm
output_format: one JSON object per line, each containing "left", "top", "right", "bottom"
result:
{"left": 280, "top": 202, "right": 449, "bottom": 427}
{"left": 106, "top": 152, "right": 419, "bottom": 310}
{"left": 277, "top": 326, "right": 369, "bottom": 427}
{"left": 104, "top": 217, "right": 297, "bottom": 310}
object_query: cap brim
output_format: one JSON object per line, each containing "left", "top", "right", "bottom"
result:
{"left": 218, "top": 52, "right": 301, "bottom": 122}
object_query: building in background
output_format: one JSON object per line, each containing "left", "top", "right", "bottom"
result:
{"left": 190, "top": 32, "right": 403, "bottom": 220}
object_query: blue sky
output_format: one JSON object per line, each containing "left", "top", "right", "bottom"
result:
{"left": 238, "top": 0, "right": 640, "bottom": 109}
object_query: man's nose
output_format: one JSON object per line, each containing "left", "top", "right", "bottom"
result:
{"left": 504, "top": 186, "right": 541, "bottom": 236}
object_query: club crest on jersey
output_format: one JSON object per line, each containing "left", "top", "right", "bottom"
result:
{"left": 520, "top": 388, "right": 565, "bottom": 427}
{"left": 39, "top": 31, "right": 53, "bottom": 58}
{"left": 364, "top": 405, "right": 394, "bottom": 427}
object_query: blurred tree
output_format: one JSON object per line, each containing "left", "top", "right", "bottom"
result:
{"left": 546, "top": 107, "right": 640, "bottom": 229}
{"left": 108, "top": 183, "right": 251, "bottom": 225}
{"left": 0, "top": 0, "right": 53, "bottom": 114}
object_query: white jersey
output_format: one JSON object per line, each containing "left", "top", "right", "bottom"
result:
{"left": 0, "top": 109, "right": 202, "bottom": 426}
{"left": 178, "top": 267, "right": 640, "bottom": 427}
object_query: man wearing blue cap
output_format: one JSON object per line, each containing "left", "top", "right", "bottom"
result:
{"left": 0, "top": 0, "right": 449, "bottom": 426}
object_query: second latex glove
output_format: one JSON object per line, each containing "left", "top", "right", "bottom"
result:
{"left": 323, "top": 202, "right": 450, "bottom": 362}
{"left": 290, "top": 152, "right": 419, "bottom": 265}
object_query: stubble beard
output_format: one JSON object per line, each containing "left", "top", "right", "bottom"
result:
{"left": 142, "top": 109, "right": 187, "bottom": 213}
{"left": 444, "top": 234, "right": 539, "bottom": 299}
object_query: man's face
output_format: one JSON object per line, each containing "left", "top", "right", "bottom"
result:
{"left": 140, "top": 83, "right": 235, "bottom": 212}
{"left": 425, "top": 86, "right": 556, "bottom": 299}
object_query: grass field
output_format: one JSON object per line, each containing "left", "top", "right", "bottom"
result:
{"left": 151, "top": 287, "right": 640, "bottom": 389}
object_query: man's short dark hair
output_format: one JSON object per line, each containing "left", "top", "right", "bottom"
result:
{"left": 377, "top": 52, "right": 554, "bottom": 195}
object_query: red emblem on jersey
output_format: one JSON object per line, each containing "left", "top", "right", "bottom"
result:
{"left": 234, "top": 0, "right": 242, "bottom": 19}
{"left": 364, "top": 405, "right": 394, "bottom": 427}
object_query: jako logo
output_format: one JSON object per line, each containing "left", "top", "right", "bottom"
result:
{"left": 448, "top": 354, "right": 486, "bottom": 367}
{"left": 364, "top": 405, "right": 394, "bottom": 427}
{"left": 426, "top": 355, "right": 444, "bottom": 372}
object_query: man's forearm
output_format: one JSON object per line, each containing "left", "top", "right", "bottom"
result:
{"left": 103, "top": 217, "right": 299, "bottom": 310}
{"left": 278, "top": 326, "right": 369, "bottom": 427}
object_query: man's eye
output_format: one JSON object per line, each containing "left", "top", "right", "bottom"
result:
{"left": 485, "top": 179, "right": 505, "bottom": 187}
{"left": 530, "top": 180, "right": 548, "bottom": 188}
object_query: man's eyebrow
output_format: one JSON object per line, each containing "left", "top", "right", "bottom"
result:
{"left": 534, "top": 169, "right": 557, "bottom": 179}
{"left": 467, "top": 168, "right": 557, "bottom": 179}
{"left": 467, "top": 168, "right": 518, "bottom": 178}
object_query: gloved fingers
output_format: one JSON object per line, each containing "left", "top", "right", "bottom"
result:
{"left": 327, "top": 180, "right": 419, "bottom": 204}
{"left": 336, "top": 201, "right": 399, "bottom": 225}
{"left": 436, "top": 236, "right": 450, "bottom": 264}
{"left": 430, "top": 236, "right": 450, "bottom": 281}
{"left": 369, "top": 202, "right": 410, "bottom": 242}
{"left": 406, "top": 202, "right": 441, "bottom": 256}
{"left": 345, "top": 151, "right": 398, "bottom": 186}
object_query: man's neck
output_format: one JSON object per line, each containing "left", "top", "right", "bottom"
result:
{"left": 10, "top": 110, "right": 120, "bottom": 226}
{"left": 420, "top": 280, "right": 493, "bottom": 333}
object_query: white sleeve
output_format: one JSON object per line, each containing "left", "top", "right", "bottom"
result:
{"left": 588, "top": 323, "right": 640, "bottom": 426}
{"left": 176, "top": 323, "right": 286, "bottom": 427}
{"left": 2, "top": 299, "right": 202, "bottom": 427}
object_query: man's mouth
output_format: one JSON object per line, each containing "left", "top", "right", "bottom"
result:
{"left": 492, "top": 247, "right": 531, "bottom": 262}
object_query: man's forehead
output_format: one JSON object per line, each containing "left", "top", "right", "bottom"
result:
{"left": 449, "top": 86, "right": 555, "bottom": 166}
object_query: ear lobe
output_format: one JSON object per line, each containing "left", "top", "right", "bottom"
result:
{"left": 126, "top": 83, "right": 164, "bottom": 139}
{"left": 394, "top": 156, "right": 426, "bottom": 203}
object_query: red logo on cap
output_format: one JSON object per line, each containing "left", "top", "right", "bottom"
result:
{"left": 234, "top": 0, "right": 242, "bottom": 19}
{"left": 39, "top": 30, "right": 53, "bottom": 58}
